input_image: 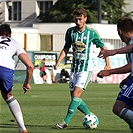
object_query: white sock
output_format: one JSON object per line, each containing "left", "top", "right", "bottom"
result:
{"left": 6, "top": 96, "right": 26, "bottom": 132}
{"left": 120, "top": 108, "right": 133, "bottom": 129}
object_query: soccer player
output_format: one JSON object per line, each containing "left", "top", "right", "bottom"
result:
{"left": 0, "top": 24, "right": 34, "bottom": 133}
{"left": 54, "top": 7, "right": 110, "bottom": 129}
{"left": 97, "top": 17, "right": 133, "bottom": 133}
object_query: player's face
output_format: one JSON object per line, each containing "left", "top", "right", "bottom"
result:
{"left": 42, "top": 60, "right": 45, "bottom": 64}
{"left": 117, "top": 29, "right": 129, "bottom": 43}
{"left": 74, "top": 14, "right": 87, "bottom": 32}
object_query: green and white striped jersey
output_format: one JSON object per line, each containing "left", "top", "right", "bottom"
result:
{"left": 64, "top": 26, "right": 105, "bottom": 72}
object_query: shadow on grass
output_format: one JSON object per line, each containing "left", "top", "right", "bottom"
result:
{"left": 0, "top": 123, "right": 129, "bottom": 133}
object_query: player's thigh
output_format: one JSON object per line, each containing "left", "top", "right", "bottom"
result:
{"left": 73, "top": 86, "right": 83, "bottom": 98}
{"left": 116, "top": 76, "right": 133, "bottom": 108}
{"left": 69, "top": 71, "right": 92, "bottom": 91}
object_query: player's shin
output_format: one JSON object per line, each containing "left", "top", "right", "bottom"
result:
{"left": 119, "top": 108, "right": 133, "bottom": 131}
{"left": 77, "top": 99, "right": 91, "bottom": 115}
{"left": 64, "top": 97, "right": 82, "bottom": 124}
{"left": 6, "top": 96, "right": 27, "bottom": 132}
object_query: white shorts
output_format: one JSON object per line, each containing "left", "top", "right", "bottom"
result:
{"left": 69, "top": 71, "right": 92, "bottom": 91}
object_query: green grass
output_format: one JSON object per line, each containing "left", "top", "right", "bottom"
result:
{"left": 0, "top": 83, "right": 130, "bottom": 133}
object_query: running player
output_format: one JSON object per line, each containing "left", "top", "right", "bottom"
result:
{"left": 54, "top": 7, "right": 110, "bottom": 129}
{"left": 0, "top": 23, "right": 34, "bottom": 133}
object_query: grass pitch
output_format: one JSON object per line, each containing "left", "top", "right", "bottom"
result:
{"left": 0, "top": 83, "right": 130, "bottom": 133}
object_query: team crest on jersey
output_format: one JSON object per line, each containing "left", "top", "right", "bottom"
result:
{"left": 83, "top": 36, "right": 87, "bottom": 40}
{"left": 72, "top": 41, "right": 86, "bottom": 52}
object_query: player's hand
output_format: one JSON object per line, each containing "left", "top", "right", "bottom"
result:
{"left": 23, "top": 83, "right": 31, "bottom": 94}
{"left": 54, "top": 65, "right": 58, "bottom": 70}
{"left": 98, "top": 50, "right": 116, "bottom": 59}
{"left": 97, "top": 70, "right": 111, "bottom": 78}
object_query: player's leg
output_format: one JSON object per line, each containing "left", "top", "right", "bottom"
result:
{"left": 77, "top": 71, "right": 92, "bottom": 115}
{"left": 56, "top": 72, "right": 91, "bottom": 129}
{"left": 56, "top": 72, "right": 77, "bottom": 128}
{"left": 44, "top": 75, "right": 48, "bottom": 82}
{"left": 113, "top": 76, "right": 133, "bottom": 133}
{"left": 63, "top": 86, "right": 83, "bottom": 124}
{"left": 42, "top": 72, "right": 47, "bottom": 83}
{"left": 40, "top": 71, "right": 45, "bottom": 83}
{"left": 56, "top": 87, "right": 83, "bottom": 129}
{"left": 1, "top": 91, "right": 28, "bottom": 133}
{"left": 77, "top": 99, "right": 91, "bottom": 115}
{"left": 113, "top": 100, "right": 133, "bottom": 133}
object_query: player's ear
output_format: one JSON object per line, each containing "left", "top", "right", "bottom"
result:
{"left": 85, "top": 17, "right": 87, "bottom": 22}
{"left": 8, "top": 34, "right": 11, "bottom": 37}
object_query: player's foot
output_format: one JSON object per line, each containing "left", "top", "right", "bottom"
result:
{"left": 22, "top": 130, "right": 28, "bottom": 133}
{"left": 56, "top": 121, "right": 67, "bottom": 129}
{"left": 19, "top": 129, "right": 28, "bottom": 133}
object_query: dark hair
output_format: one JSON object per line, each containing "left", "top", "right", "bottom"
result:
{"left": 117, "top": 17, "right": 133, "bottom": 32}
{"left": 73, "top": 7, "right": 87, "bottom": 17}
{"left": 0, "top": 23, "right": 11, "bottom": 36}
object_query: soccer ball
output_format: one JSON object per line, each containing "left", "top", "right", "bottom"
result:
{"left": 83, "top": 113, "right": 99, "bottom": 129}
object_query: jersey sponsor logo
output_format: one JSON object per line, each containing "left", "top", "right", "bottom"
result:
{"left": 72, "top": 41, "right": 86, "bottom": 52}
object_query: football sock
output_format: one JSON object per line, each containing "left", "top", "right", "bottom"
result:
{"left": 6, "top": 96, "right": 26, "bottom": 132}
{"left": 119, "top": 108, "right": 133, "bottom": 129}
{"left": 77, "top": 99, "right": 91, "bottom": 115}
{"left": 64, "top": 97, "right": 82, "bottom": 125}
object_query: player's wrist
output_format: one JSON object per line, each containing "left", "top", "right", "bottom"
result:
{"left": 109, "top": 69, "right": 115, "bottom": 75}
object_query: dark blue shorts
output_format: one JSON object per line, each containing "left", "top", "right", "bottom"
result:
{"left": 117, "top": 76, "right": 133, "bottom": 108}
{"left": 0, "top": 66, "right": 14, "bottom": 94}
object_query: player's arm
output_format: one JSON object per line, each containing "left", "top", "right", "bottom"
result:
{"left": 98, "top": 44, "right": 133, "bottom": 58}
{"left": 101, "top": 46, "right": 111, "bottom": 70}
{"left": 18, "top": 53, "right": 34, "bottom": 93}
{"left": 109, "top": 62, "right": 131, "bottom": 74}
{"left": 114, "top": 44, "right": 133, "bottom": 54}
{"left": 54, "top": 48, "right": 69, "bottom": 70}
{"left": 92, "top": 30, "right": 110, "bottom": 70}
{"left": 97, "top": 62, "right": 131, "bottom": 78}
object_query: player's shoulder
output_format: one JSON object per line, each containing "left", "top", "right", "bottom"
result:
{"left": 10, "top": 37, "right": 18, "bottom": 42}
{"left": 86, "top": 26, "right": 100, "bottom": 37}
{"left": 86, "top": 26, "right": 98, "bottom": 33}
{"left": 0, "top": 36, "right": 18, "bottom": 43}
{"left": 67, "top": 26, "right": 77, "bottom": 32}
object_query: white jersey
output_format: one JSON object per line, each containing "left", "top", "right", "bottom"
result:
{"left": 0, "top": 36, "right": 26, "bottom": 70}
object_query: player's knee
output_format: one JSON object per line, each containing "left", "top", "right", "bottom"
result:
{"left": 112, "top": 100, "right": 126, "bottom": 116}
{"left": 112, "top": 106, "right": 121, "bottom": 116}
{"left": 6, "top": 96, "right": 15, "bottom": 104}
